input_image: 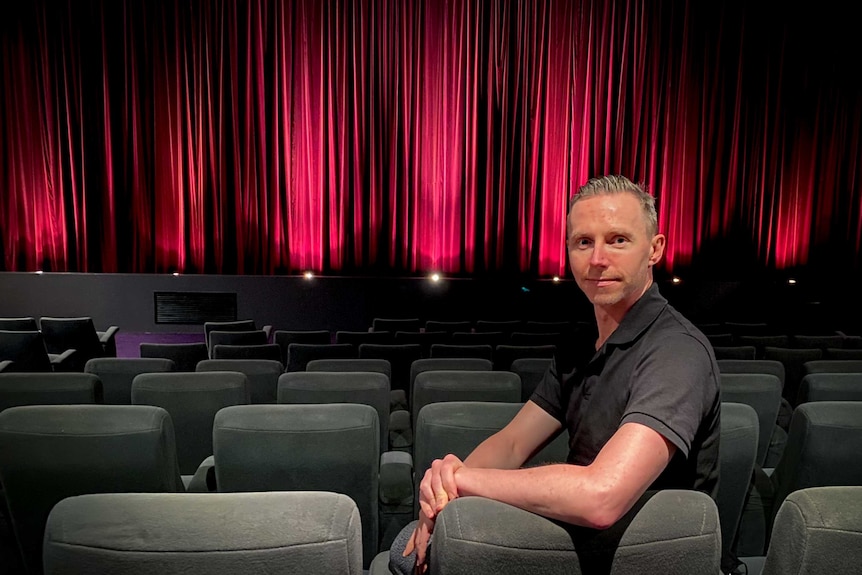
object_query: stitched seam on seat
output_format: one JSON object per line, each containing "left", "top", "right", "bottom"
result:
{"left": 442, "top": 532, "right": 717, "bottom": 552}
{"left": 216, "top": 425, "right": 373, "bottom": 433}
{"left": 49, "top": 538, "right": 349, "bottom": 553}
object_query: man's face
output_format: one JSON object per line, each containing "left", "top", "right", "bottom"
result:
{"left": 567, "top": 192, "right": 665, "bottom": 315}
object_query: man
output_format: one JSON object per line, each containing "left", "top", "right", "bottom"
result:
{"left": 396, "top": 175, "right": 720, "bottom": 573}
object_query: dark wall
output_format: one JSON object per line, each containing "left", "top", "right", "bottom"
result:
{"left": 1, "top": 271, "right": 853, "bottom": 335}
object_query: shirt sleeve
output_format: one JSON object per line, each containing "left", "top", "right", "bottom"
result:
{"left": 620, "top": 333, "right": 717, "bottom": 458}
{"left": 529, "top": 357, "right": 568, "bottom": 427}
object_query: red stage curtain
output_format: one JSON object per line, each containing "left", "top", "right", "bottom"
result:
{"left": 1, "top": 1, "right": 859, "bottom": 276}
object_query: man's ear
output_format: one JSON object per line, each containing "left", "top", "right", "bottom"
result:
{"left": 648, "top": 234, "right": 666, "bottom": 266}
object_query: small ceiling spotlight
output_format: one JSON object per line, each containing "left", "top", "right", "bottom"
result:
{"left": 552, "top": 276, "right": 560, "bottom": 283}
{"left": 35, "top": 270, "right": 44, "bottom": 275}
{"left": 672, "top": 276, "right": 682, "bottom": 285}
{"left": 172, "top": 272, "right": 180, "bottom": 277}
{"left": 304, "top": 271, "right": 314, "bottom": 280}
{"left": 787, "top": 278, "right": 797, "bottom": 285}
{"left": 429, "top": 273, "right": 441, "bottom": 283}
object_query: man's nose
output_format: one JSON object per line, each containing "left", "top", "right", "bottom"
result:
{"left": 589, "top": 242, "right": 609, "bottom": 267}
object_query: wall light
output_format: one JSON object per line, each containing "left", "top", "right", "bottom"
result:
{"left": 172, "top": 272, "right": 180, "bottom": 277}
{"left": 787, "top": 278, "right": 797, "bottom": 285}
{"left": 34, "top": 270, "right": 44, "bottom": 275}
{"left": 304, "top": 271, "right": 314, "bottom": 280}
{"left": 552, "top": 276, "right": 560, "bottom": 283}
{"left": 672, "top": 276, "right": 682, "bottom": 285}
{"left": 429, "top": 273, "right": 441, "bottom": 282}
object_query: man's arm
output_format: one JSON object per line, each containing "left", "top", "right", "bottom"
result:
{"left": 454, "top": 421, "right": 676, "bottom": 529}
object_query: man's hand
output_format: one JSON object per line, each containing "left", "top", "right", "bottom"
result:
{"left": 419, "top": 454, "right": 464, "bottom": 519}
{"left": 403, "top": 454, "right": 466, "bottom": 571}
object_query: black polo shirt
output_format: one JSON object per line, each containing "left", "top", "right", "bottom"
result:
{"left": 531, "top": 283, "right": 720, "bottom": 499}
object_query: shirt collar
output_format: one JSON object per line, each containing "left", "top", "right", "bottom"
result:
{"left": 604, "top": 283, "right": 668, "bottom": 347}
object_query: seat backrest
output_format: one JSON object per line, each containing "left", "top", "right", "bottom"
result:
{"left": 371, "top": 318, "right": 421, "bottom": 333}
{"left": 39, "top": 317, "right": 103, "bottom": 366}
{"left": 0, "top": 330, "right": 54, "bottom": 372}
{"left": 208, "top": 330, "right": 268, "bottom": 354}
{"left": 273, "top": 330, "right": 331, "bottom": 363}
{"left": 0, "top": 405, "right": 184, "bottom": 574}
{"left": 212, "top": 343, "right": 282, "bottom": 361}
{"left": 394, "top": 331, "right": 449, "bottom": 357}
{"left": 764, "top": 347, "right": 824, "bottom": 406}
{"left": 474, "top": 320, "right": 522, "bottom": 334}
{"left": 358, "top": 344, "right": 423, "bottom": 397}
{"left": 85, "top": 357, "right": 175, "bottom": 404}
{"left": 492, "top": 344, "right": 556, "bottom": 371}
{"left": 286, "top": 343, "right": 356, "bottom": 372}
{"left": 132, "top": 372, "right": 248, "bottom": 475}
{"left": 336, "top": 330, "right": 395, "bottom": 346}
{"left": 277, "top": 371, "right": 390, "bottom": 452}
{"left": 719, "top": 373, "right": 782, "bottom": 467}
{"left": 717, "top": 402, "right": 759, "bottom": 564}
{"left": 824, "top": 347, "right": 862, "bottom": 360}
{"left": 509, "top": 332, "right": 562, "bottom": 347}
{"left": 43, "top": 491, "right": 363, "bottom": 575}
{"left": 430, "top": 490, "right": 720, "bottom": 575}
{"left": 736, "top": 335, "right": 790, "bottom": 358}
{"left": 213, "top": 404, "right": 379, "bottom": 567}
{"left": 706, "top": 333, "right": 734, "bottom": 347}
{"left": 412, "top": 371, "right": 521, "bottom": 432}
{"left": 717, "top": 359, "right": 786, "bottom": 386}
{"left": 306, "top": 358, "right": 392, "bottom": 380}
{"left": 196, "top": 359, "right": 283, "bottom": 404}
{"left": 203, "top": 320, "right": 256, "bottom": 352}
{"left": 798, "top": 373, "right": 862, "bottom": 403}
{"left": 450, "top": 331, "right": 508, "bottom": 347}
{"left": 713, "top": 346, "right": 757, "bottom": 361}
{"left": 0, "top": 318, "right": 38, "bottom": 331}
{"left": 425, "top": 320, "right": 472, "bottom": 335}
{"left": 409, "top": 358, "right": 493, "bottom": 403}
{"left": 791, "top": 334, "right": 845, "bottom": 350}
{"left": 430, "top": 344, "right": 494, "bottom": 361}
{"left": 770, "top": 402, "right": 862, "bottom": 524}
{"left": 0, "top": 373, "right": 102, "bottom": 412}
{"left": 140, "top": 342, "right": 208, "bottom": 372}
{"left": 761, "top": 486, "right": 862, "bottom": 575}
{"left": 510, "top": 357, "right": 553, "bottom": 402}
{"left": 802, "top": 359, "right": 862, "bottom": 375}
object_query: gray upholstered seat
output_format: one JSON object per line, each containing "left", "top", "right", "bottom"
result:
{"left": 492, "top": 344, "right": 555, "bottom": 371}
{"left": 0, "top": 405, "right": 184, "bottom": 574}
{"left": 713, "top": 345, "right": 757, "bottom": 360}
{"left": 720, "top": 373, "right": 782, "bottom": 467}
{"left": 85, "top": 357, "right": 175, "bottom": 404}
{"left": 286, "top": 343, "right": 356, "bottom": 372}
{"left": 197, "top": 358, "right": 283, "bottom": 403}
{"left": 738, "top": 401, "right": 862, "bottom": 557}
{"left": 409, "top": 358, "right": 493, "bottom": 408}
{"left": 274, "top": 330, "right": 332, "bottom": 364}
{"left": 757, "top": 486, "right": 862, "bottom": 575}
{"left": 429, "top": 343, "right": 494, "bottom": 361}
{"left": 213, "top": 403, "right": 380, "bottom": 567}
{"left": 510, "top": 357, "right": 553, "bottom": 402}
{"left": 412, "top": 371, "right": 520, "bottom": 432}
{"left": 43, "top": 491, "right": 363, "bottom": 575}
{"left": 798, "top": 372, "right": 862, "bottom": 403}
{"left": 204, "top": 320, "right": 272, "bottom": 355}
{"left": 40, "top": 316, "right": 119, "bottom": 366}
{"left": 718, "top": 402, "right": 759, "bottom": 567}
{"left": 140, "top": 342, "right": 208, "bottom": 372}
{"left": 211, "top": 342, "right": 282, "bottom": 361}
{"left": 132, "top": 371, "right": 248, "bottom": 477}
{"left": 0, "top": 373, "right": 102, "bottom": 411}
{"left": 0, "top": 330, "right": 76, "bottom": 372}
{"left": 427, "top": 491, "right": 720, "bottom": 575}
{"left": 277, "top": 371, "right": 391, "bottom": 453}
{"left": 306, "top": 358, "right": 392, "bottom": 380}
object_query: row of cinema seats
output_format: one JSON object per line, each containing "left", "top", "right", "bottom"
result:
{"left": 0, "top": 317, "right": 119, "bottom": 373}
{"left": 1, "top": 387, "right": 860, "bottom": 574}
{"left": 29, "top": 486, "right": 862, "bottom": 575}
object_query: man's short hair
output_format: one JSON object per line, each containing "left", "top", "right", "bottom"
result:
{"left": 568, "top": 175, "right": 658, "bottom": 237}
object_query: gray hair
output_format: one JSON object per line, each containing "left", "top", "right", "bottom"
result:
{"left": 567, "top": 175, "right": 658, "bottom": 236}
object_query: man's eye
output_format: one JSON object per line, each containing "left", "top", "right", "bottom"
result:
{"left": 612, "top": 236, "right": 628, "bottom": 244}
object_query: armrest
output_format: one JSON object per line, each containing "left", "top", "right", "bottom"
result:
{"left": 0, "top": 360, "right": 14, "bottom": 373}
{"left": 389, "top": 409, "right": 412, "bottom": 451}
{"left": 49, "top": 349, "right": 78, "bottom": 371}
{"left": 379, "top": 450, "right": 413, "bottom": 507}
{"left": 185, "top": 455, "right": 216, "bottom": 492}
{"left": 98, "top": 326, "right": 120, "bottom": 357}
{"left": 98, "top": 325, "right": 120, "bottom": 343}
{"left": 262, "top": 325, "right": 273, "bottom": 342}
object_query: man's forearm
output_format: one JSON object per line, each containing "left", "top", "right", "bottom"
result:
{"left": 454, "top": 463, "right": 620, "bottom": 529}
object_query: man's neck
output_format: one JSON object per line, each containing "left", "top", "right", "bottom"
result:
{"left": 592, "top": 280, "right": 653, "bottom": 350}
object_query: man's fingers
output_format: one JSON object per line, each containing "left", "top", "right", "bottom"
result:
{"left": 402, "top": 528, "right": 417, "bottom": 557}
{"left": 418, "top": 498, "right": 436, "bottom": 520}
{"left": 440, "top": 455, "right": 460, "bottom": 501}
{"left": 414, "top": 518, "right": 433, "bottom": 567}
{"left": 430, "top": 459, "right": 449, "bottom": 510}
